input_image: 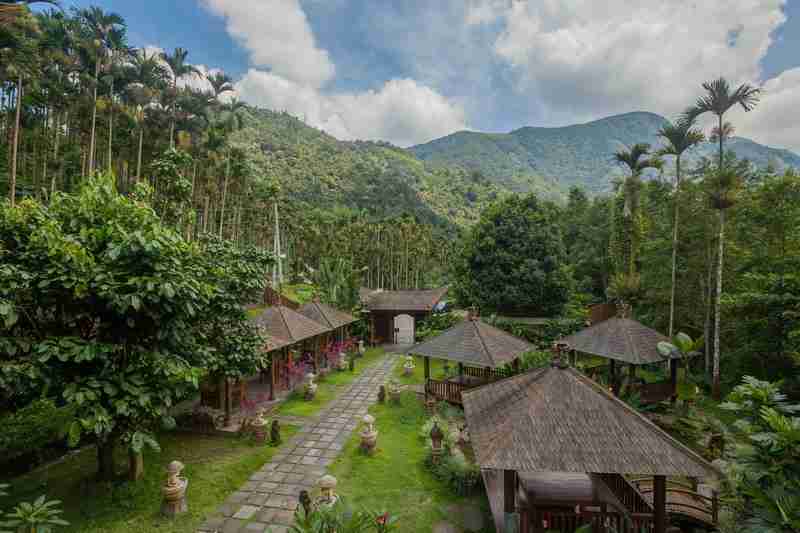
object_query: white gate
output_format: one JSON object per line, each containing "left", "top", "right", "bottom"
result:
{"left": 394, "top": 314, "right": 415, "bottom": 345}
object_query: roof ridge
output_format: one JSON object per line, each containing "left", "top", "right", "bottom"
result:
{"left": 276, "top": 305, "right": 294, "bottom": 341}
{"left": 314, "top": 301, "right": 334, "bottom": 328}
{"left": 472, "top": 319, "right": 493, "bottom": 366}
{"left": 569, "top": 368, "right": 719, "bottom": 477}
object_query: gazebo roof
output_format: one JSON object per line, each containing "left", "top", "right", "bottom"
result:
{"left": 250, "top": 305, "right": 331, "bottom": 351}
{"left": 558, "top": 317, "right": 672, "bottom": 365}
{"left": 366, "top": 288, "right": 448, "bottom": 312}
{"left": 298, "top": 301, "right": 358, "bottom": 330}
{"left": 462, "top": 364, "right": 717, "bottom": 478}
{"left": 406, "top": 318, "right": 533, "bottom": 368}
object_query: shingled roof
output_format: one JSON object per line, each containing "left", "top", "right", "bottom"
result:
{"left": 366, "top": 288, "right": 448, "bottom": 312}
{"left": 558, "top": 317, "right": 672, "bottom": 365}
{"left": 406, "top": 318, "right": 533, "bottom": 368}
{"left": 298, "top": 301, "right": 357, "bottom": 329}
{"left": 250, "top": 305, "right": 331, "bottom": 351}
{"left": 462, "top": 364, "right": 717, "bottom": 477}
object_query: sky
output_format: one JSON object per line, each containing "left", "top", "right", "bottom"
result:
{"left": 46, "top": 0, "right": 800, "bottom": 151}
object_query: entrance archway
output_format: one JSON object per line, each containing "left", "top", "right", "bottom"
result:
{"left": 394, "top": 314, "right": 415, "bottom": 344}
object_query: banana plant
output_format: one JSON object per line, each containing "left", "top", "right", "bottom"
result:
{"left": 657, "top": 332, "right": 704, "bottom": 360}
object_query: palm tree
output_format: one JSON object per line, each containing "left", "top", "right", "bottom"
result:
{"left": 686, "top": 77, "right": 760, "bottom": 399}
{"left": 79, "top": 6, "right": 124, "bottom": 176}
{"left": 207, "top": 71, "right": 234, "bottom": 100}
{"left": 102, "top": 27, "right": 131, "bottom": 172}
{"left": 124, "top": 49, "right": 168, "bottom": 183}
{"left": 706, "top": 166, "right": 741, "bottom": 399}
{"left": 0, "top": 0, "right": 58, "bottom": 24}
{"left": 611, "top": 143, "right": 663, "bottom": 277}
{"left": 160, "top": 47, "right": 201, "bottom": 148}
{"left": 657, "top": 118, "right": 705, "bottom": 337}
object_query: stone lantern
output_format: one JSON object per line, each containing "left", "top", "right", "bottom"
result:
{"left": 360, "top": 414, "right": 378, "bottom": 454}
{"left": 304, "top": 372, "right": 318, "bottom": 400}
{"left": 161, "top": 460, "right": 188, "bottom": 517}
{"left": 317, "top": 475, "right": 339, "bottom": 508}
{"left": 403, "top": 355, "right": 416, "bottom": 376}
{"left": 358, "top": 339, "right": 366, "bottom": 355}
{"left": 430, "top": 421, "right": 445, "bottom": 464}
{"left": 251, "top": 409, "right": 268, "bottom": 443}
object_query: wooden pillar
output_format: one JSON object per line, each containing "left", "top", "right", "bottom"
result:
{"left": 484, "top": 366, "right": 491, "bottom": 383}
{"left": 609, "top": 359, "right": 618, "bottom": 395}
{"left": 653, "top": 475, "right": 666, "bottom": 533}
{"left": 599, "top": 502, "right": 608, "bottom": 533}
{"left": 512, "top": 358, "right": 520, "bottom": 373}
{"left": 669, "top": 359, "right": 678, "bottom": 400}
{"left": 269, "top": 353, "right": 276, "bottom": 401}
{"left": 629, "top": 363, "right": 636, "bottom": 380}
{"left": 224, "top": 378, "right": 231, "bottom": 425}
{"left": 458, "top": 362, "right": 464, "bottom": 383}
{"left": 424, "top": 356, "right": 430, "bottom": 380}
{"left": 504, "top": 469, "right": 519, "bottom": 533}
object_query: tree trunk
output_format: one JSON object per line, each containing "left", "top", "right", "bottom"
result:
{"left": 712, "top": 209, "right": 725, "bottom": 400}
{"left": 50, "top": 110, "right": 61, "bottom": 196}
{"left": 9, "top": 75, "right": 22, "bottom": 206}
{"left": 128, "top": 448, "right": 144, "bottom": 481}
{"left": 136, "top": 124, "right": 144, "bottom": 183}
{"left": 668, "top": 156, "right": 681, "bottom": 338}
{"left": 107, "top": 79, "right": 114, "bottom": 172}
{"left": 88, "top": 61, "right": 100, "bottom": 176}
{"left": 218, "top": 157, "right": 230, "bottom": 237}
{"left": 96, "top": 436, "right": 116, "bottom": 481}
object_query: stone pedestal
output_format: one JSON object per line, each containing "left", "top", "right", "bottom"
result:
{"left": 360, "top": 414, "right": 378, "bottom": 454}
{"left": 161, "top": 461, "right": 188, "bottom": 518}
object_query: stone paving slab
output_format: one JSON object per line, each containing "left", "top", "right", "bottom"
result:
{"left": 198, "top": 352, "right": 397, "bottom": 533}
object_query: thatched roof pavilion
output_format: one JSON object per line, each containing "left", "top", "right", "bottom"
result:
{"left": 298, "top": 300, "right": 358, "bottom": 330}
{"left": 558, "top": 317, "right": 671, "bottom": 365}
{"left": 250, "top": 305, "right": 332, "bottom": 400}
{"left": 406, "top": 315, "right": 533, "bottom": 403}
{"left": 462, "top": 362, "right": 718, "bottom": 533}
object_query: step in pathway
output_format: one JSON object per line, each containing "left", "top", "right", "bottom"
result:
{"left": 198, "top": 352, "right": 397, "bottom": 533}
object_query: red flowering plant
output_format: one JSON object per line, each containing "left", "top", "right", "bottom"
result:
{"left": 238, "top": 392, "right": 269, "bottom": 436}
{"left": 373, "top": 511, "right": 398, "bottom": 532}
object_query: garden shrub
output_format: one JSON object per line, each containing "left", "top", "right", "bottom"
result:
{"left": 0, "top": 399, "right": 74, "bottom": 461}
{"left": 425, "top": 445, "right": 482, "bottom": 496}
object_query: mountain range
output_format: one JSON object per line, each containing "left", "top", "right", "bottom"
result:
{"left": 238, "top": 109, "right": 799, "bottom": 230}
{"left": 410, "top": 111, "right": 800, "bottom": 195}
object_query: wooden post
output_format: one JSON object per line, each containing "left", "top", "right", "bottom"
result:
{"left": 269, "top": 354, "right": 276, "bottom": 401}
{"left": 669, "top": 359, "right": 678, "bottom": 401}
{"left": 609, "top": 360, "right": 618, "bottom": 395}
{"left": 224, "top": 378, "right": 231, "bottom": 425}
{"left": 600, "top": 502, "right": 608, "bottom": 533}
{"left": 424, "top": 356, "right": 430, "bottom": 380}
{"left": 504, "top": 469, "right": 519, "bottom": 533}
{"left": 654, "top": 475, "right": 666, "bottom": 533}
{"left": 629, "top": 364, "right": 636, "bottom": 380}
{"left": 513, "top": 358, "right": 520, "bottom": 373}
{"left": 484, "top": 366, "right": 491, "bottom": 383}
{"left": 458, "top": 362, "right": 464, "bottom": 383}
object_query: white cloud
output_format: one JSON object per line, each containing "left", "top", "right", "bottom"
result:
{"left": 492, "top": 0, "right": 787, "bottom": 123}
{"left": 200, "top": 0, "right": 334, "bottom": 88}
{"left": 235, "top": 70, "right": 467, "bottom": 147}
{"left": 735, "top": 67, "right": 800, "bottom": 152}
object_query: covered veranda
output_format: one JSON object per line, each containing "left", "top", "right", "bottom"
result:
{"left": 462, "top": 359, "right": 719, "bottom": 533}
{"left": 405, "top": 314, "right": 533, "bottom": 404}
{"left": 298, "top": 297, "right": 359, "bottom": 366}
{"left": 249, "top": 304, "right": 332, "bottom": 400}
{"left": 558, "top": 317, "right": 691, "bottom": 403}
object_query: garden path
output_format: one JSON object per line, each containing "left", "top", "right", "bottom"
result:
{"left": 198, "top": 351, "right": 398, "bottom": 533}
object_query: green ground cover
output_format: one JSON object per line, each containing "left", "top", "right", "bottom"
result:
{"left": 276, "top": 347, "right": 386, "bottom": 418}
{"left": 2, "top": 427, "right": 298, "bottom": 533}
{"left": 328, "top": 389, "right": 491, "bottom": 532}
{"left": 393, "top": 354, "right": 451, "bottom": 386}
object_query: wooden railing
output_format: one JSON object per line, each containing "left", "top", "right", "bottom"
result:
{"left": 461, "top": 365, "right": 512, "bottom": 381}
{"left": 425, "top": 379, "right": 467, "bottom": 404}
{"left": 598, "top": 473, "right": 653, "bottom": 515}
{"left": 521, "top": 506, "right": 653, "bottom": 533}
{"left": 631, "top": 478, "right": 718, "bottom": 525}
{"left": 629, "top": 382, "right": 675, "bottom": 404}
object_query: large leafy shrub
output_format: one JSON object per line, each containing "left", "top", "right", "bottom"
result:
{"left": 0, "top": 400, "right": 74, "bottom": 461}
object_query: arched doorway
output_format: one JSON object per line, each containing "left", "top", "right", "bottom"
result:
{"left": 394, "top": 314, "right": 415, "bottom": 345}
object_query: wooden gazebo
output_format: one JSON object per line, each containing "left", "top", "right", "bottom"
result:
{"left": 250, "top": 305, "right": 332, "bottom": 400}
{"left": 462, "top": 361, "right": 719, "bottom": 533}
{"left": 558, "top": 317, "right": 687, "bottom": 401}
{"left": 406, "top": 314, "right": 533, "bottom": 404}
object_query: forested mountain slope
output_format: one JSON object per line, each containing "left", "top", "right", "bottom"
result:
{"left": 411, "top": 111, "right": 800, "bottom": 194}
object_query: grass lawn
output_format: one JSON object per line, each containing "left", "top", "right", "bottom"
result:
{"left": 328, "top": 389, "right": 491, "bottom": 532}
{"left": 3, "top": 427, "right": 297, "bottom": 533}
{"left": 276, "top": 347, "right": 386, "bottom": 418}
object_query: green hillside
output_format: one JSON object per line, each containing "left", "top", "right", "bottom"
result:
{"left": 232, "top": 108, "right": 505, "bottom": 228}
{"left": 411, "top": 111, "right": 800, "bottom": 195}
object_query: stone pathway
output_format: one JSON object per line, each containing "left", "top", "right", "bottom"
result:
{"left": 198, "top": 352, "right": 397, "bottom": 533}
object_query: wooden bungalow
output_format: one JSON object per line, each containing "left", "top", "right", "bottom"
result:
{"left": 250, "top": 305, "right": 332, "bottom": 400}
{"left": 298, "top": 298, "right": 359, "bottom": 368}
{"left": 406, "top": 314, "right": 533, "bottom": 404}
{"left": 462, "top": 360, "right": 720, "bottom": 533}
{"left": 364, "top": 288, "right": 448, "bottom": 345}
{"left": 558, "top": 317, "right": 689, "bottom": 402}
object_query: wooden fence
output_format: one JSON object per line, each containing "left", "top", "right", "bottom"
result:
{"left": 425, "top": 379, "right": 467, "bottom": 404}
